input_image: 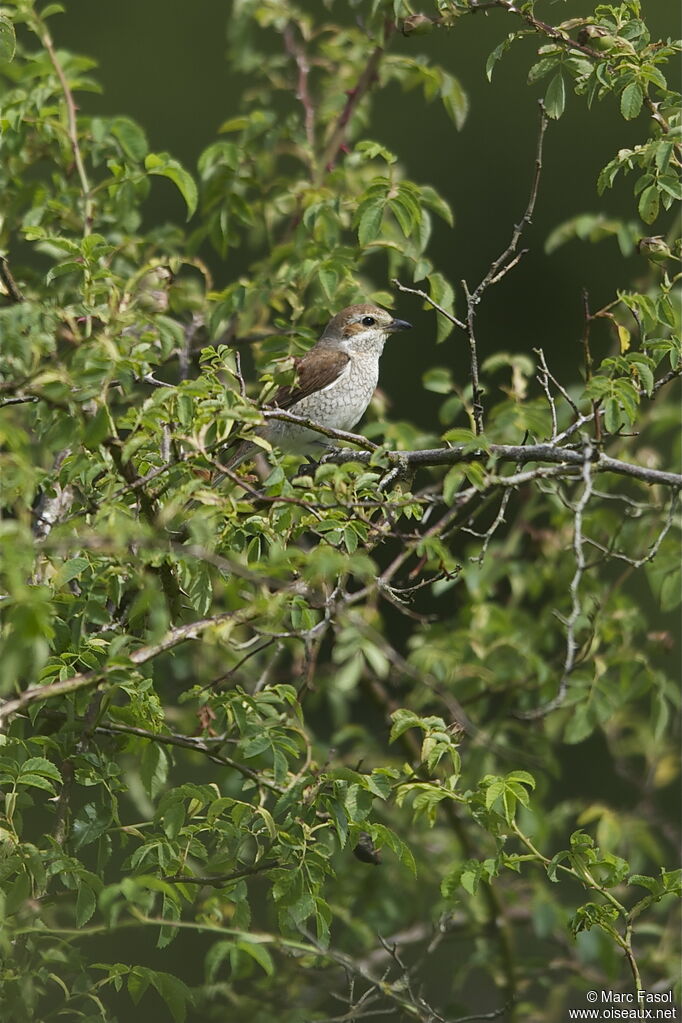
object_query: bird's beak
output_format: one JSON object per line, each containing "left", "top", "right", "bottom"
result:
{"left": 386, "top": 318, "right": 412, "bottom": 333}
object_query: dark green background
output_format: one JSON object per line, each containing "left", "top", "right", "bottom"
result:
{"left": 52, "top": 0, "right": 677, "bottom": 431}
{"left": 35, "top": 4, "right": 679, "bottom": 1019}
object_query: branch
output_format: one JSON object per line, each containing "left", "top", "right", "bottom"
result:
{"left": 283, "top": 23, "right": 315, "bottom": 151}
{"left": 164, "top": 860, "right": 278, "bottom": 887}
{"left": 34, "top": 16, "right": 92, "bottom": 236}
{"left": 320, "top": 21, "right": 394, "bottom": 175}
{"left": 0, "top": 609, "right": 255, "bottom": 728}
{"left": 518, "top": 443, "right": 595, "bottom": 718}
{"left": 106, "top": 440, "right": 182, "bottom": 620}
{"left": 472, "top": 102, "right": 548, "bottom": 299}
{"left": 468, "top": 0, "right": 602, "bottom": 60}
{"left": 391, "top": 278, "right": 467, "bottom": 331}
{"left": 262, "top": 408, "right": 381, "bottom": 450}
{"left": 0, "top": 395, "right": 38, "bottom": 407}
{"left": 0, "top": 255, "right": 24, "bottom": 303}
{"left": 322, "top": 443, "right": 682, "bottom": 489}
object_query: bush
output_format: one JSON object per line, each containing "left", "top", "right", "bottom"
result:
{"left": 0, "top": 1, "right": 679, "bottom": 1020}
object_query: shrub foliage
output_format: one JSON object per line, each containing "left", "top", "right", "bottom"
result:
{"left": 0, "top": 1, "right": 680, "bottom": 1020}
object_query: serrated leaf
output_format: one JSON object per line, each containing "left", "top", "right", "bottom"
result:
{"left": 111, "top": 116, "right": 149, "bottom": 161}
{"left": 620, "top": 81, "right": 643, "bottom": 120}
{"left": 75, "top": 884, "right": 97, "bottom": 927}
{"left": 150, "top": 971, "right": 193, "bottom": 1023}
{"left": 16, "top": 773, "right": 56, "bottom": 793}
{"left": 20, "top": 757, "right": 62, "bottom": 782}
{"left": 638, "top": 184, "right": 659, "bottom": 224}
{"left": 486, "top": 36, "right": 513, "bottom": 81}
{"left": 358, "top": 201, "right": 385, "bottom": 245}
{"left": 544, "top": 73, "right": 566, "bottom": 120}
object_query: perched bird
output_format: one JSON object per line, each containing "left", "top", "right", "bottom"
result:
{"left": 220, "top": 303, "right": 412, "bottom": 474}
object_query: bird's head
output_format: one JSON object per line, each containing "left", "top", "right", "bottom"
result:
{"left": 319, "top": 303, "right": 412, "bottom": 355}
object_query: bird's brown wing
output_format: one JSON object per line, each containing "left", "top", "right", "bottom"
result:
{"left": 271, "top": 347, "right": 350, "bottom": 410}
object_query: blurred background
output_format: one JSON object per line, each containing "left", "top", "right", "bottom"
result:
{"left": 53, "top": 0, "right": 677, "bottom": 432}
{"left": 31, "top": 4, "right": 678, "bottom": 1018}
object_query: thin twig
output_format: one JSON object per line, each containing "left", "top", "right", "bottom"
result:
{"left": 518, "top": 442, "right": 595, "bottom": 718}
{"left": 391, "top": 278, "right": 467, "bottom": 331}
{"left": 283, "top": 23, "right": 316, "bottom": 152}
{"left": 320, "top": 21, "right": 393, "bottom": 175}
{"left": 35, "top": 20, "right": 92, "bottom": 235}
{"left": 263, "top": 408, "right": 380, "bottom": 450}
{"left": 461, "top": 278, "right": 485, "bottom": 434}
{"left": 164, "top": 860, "right": 278, "bottom": 886}
{"left": 468, "top": 0, "right": 602, "bottom": 60}
{"left": 472, "top": 102, "right": 548, "bottom": 299}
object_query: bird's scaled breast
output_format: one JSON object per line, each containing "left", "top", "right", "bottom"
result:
{"left": 269, "top": 354, "right": 379, "bottom": 452}
{"left": 293, "top": 354, "right": 379, "bottom": 431}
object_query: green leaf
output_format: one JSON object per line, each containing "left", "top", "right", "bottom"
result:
{"left": 620, "top": 81, "right": 644, "bottom": 120}
{"left": 422, "top": 367, "right": 453, "bottom": 394}
{"left": 145, "top": 153, "right": 198, "bottom": 219}
{"left": 72, "top": 804, "right": 111, "bottom": 850}
{"left": 371, "top": 823, "right": 417, "bottom": 876}
{"left": 419, "top": 185, "right": 454, "bottom": 227}
{"left": 16, "top": 773, "right": 56, "bottom": 793}
{"left": 149, "top": 971, "right": 193, "bottom": 1023}
{"left": 128, "top": 968, "right": 151, "bottom": 1005}
{"left": 318, "top": 263, "right": 338, "bottom": 301}
{"left": 440, "top": 72, "right": 469, "bottom": 130}
{"left": 75, "top": 883, "right": 97, "bottom": 927}
{"left": 638, "top": 184, "right": 660, "bottom": 224}
{"left": 53, "top": 557, "right": 89, "bottom": 588}
{"left": 358, "top": 201, "right": 385, "bottom": 245}
{"left": 355, "top": 139, "right": 397, "bottom": 164}
{"left": 111, "top": 116, "right": 149, "bottom": 161}
{"left": 82, "top": 406, "right": 110, "bottom": 450}
{"left": 486, "top": 35, "right": 514, "bottom": 81}
{"left": 140, "top": 744, "right": 169, "bottom": 798}
{"left": 428, "top": 272, "right": 456, "bottom": 343}
{"left": 544, "top": 74, "right": 566, "bottom": 119}
{"left": 443, "top": 465, "right": 465, "bottom": 505}
{"left": 235, "top": 939, "right": 275, "bottom": 976}
{"left": 389, "top": 708, "right": 422, "bottom": 741}
{"left": 0, "top": 16, "right": 16, "bottom": 62}
{"left": 20, "top": 757, "right": 62, "bottom": 782}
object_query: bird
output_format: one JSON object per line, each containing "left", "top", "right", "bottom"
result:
{"left": 218, "top": 303, "right": 412, "bottom": 475}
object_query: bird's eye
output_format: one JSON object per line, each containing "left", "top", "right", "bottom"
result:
{"left": 361, "top": 316, "right": 376, "bottom": 326}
